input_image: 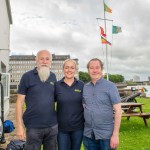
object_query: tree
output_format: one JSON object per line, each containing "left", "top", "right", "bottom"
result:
{"left": 104, "top": 74, "right": 124, "bottom": 83}
{"left": 79, "top": 72, "right": 124, "bottom": 83}
{"left": 79, "top": 71, "right": 91, "bottom": 83}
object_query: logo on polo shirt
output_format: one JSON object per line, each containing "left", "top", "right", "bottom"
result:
{"left": 50, "top": 81, "right": 54, "bottom": 85}
{"left": 74, "top": 89, "right": 81, "bottom": 93}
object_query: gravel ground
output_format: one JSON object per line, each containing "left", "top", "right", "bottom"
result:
{"left": 0, "top": 102, "right": 16, "bottom": 149}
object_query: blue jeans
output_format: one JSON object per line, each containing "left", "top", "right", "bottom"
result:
{"left": 83, "top": 136, "right": 116, "bottom": 150}
{"left": 25, "top": 124, "right": 58, "bottom": 150}
{"left": 58, "top": 129, "right": 83, "bottom": 150}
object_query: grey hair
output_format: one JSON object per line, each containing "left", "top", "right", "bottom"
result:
{"left": 36, "top": 50, "right": 52, "bottom": 60}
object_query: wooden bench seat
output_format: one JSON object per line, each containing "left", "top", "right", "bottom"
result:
{"left": 122, "top": 113, "right": 150, "bottom": 118}
{"left": 122, "top": 113, "right": 150, "bottom": 126}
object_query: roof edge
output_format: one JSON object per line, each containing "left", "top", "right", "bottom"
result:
{"left": 6, "top": 0, "right": 13, "bottom": 24}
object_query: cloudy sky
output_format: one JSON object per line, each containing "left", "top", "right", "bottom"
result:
{"left": 10, "top": 0, "right": 150, "bottom": 81}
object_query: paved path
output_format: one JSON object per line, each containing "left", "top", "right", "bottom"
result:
{"left": 0, "top": 103, "right": 16, "bottom": 149}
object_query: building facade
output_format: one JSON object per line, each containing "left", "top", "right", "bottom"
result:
{"left": 133, "top": 75, "right": 140, "bottom": 82}
{"left": 9, "top": 55, "right": 36, "bottom": 88}
{"left": 0, "top": 0, "right": 12, "bottom": 120}
{"left": 9, "top": 54, "right": 79, "bottom": 89}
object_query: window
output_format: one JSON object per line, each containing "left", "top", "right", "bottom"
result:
{"left": 0, "top": 73, "right": 10, "bottom": 99}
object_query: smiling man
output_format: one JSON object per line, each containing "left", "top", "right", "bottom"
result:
{"left": 83, "top": 58, "right": 122, "bottom": 150}
{"left": 16, "top": 50, "right": 58, "bottom": 150}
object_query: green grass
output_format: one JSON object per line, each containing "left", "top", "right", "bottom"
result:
{"left": 80, "top": 97, "right": 150, "bottom": 150}
{"left": 119, "top": 97, "right": 150, "bottom": 150}
{"left": 40, "top": 98, "right": 150, "bottom": 150}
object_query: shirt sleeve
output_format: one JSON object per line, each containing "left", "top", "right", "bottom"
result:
{"left": 18, "top": 73, "right": 28, "bottom": 95}
{"left": 109, "top": 83, "right": 121, "bottom": 104}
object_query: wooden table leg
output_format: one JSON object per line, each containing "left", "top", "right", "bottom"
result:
{"left": 143, "top": 117, "right": 148, "bottom": 126}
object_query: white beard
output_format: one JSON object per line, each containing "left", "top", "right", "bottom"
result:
{"left": 38, "top": 66, "right": 50, "bottom": 82}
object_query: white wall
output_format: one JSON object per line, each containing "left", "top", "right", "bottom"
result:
{"left": 0, "top": 0, "right": 11, "bottom": 72}
{"left": 0, "top": 0, "right": 12, "bottom": 120}
{"left": 0, "top": 0, "right": 10, "bottom": 50}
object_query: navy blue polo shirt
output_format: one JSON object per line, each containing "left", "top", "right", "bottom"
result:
{"left": 55, "top": 78, "right": 84, "bottom": 131}
{"left": 18, "top": 68, "right": 57, "bottom": 128}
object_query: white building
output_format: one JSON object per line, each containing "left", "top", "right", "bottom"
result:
{"left": 9, "top": 54, "right": 79, "bottom": 89}
{"left": 0, "top": 0, "right": 12, "bottom": 119}
{"left": 148, "top": 77, "right": 150, "bottom": 82}
{"left": 133, "top": 75, "right": 140, "bottom": 82}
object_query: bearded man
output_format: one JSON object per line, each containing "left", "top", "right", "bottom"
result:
{"left": 16, "top": 50, "right": 58, "bottom": 150}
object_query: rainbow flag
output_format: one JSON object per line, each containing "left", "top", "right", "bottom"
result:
{"left": 141, "top": 87, "right": 148, "bottom": 92}
{"left": 104, "top": 3, "right": 112, "bottom": 13}
{"left": 101, "top": 36, "right": 111, "bottom": 45}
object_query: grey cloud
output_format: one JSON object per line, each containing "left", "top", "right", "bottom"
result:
{"left": 10, "top": 0, "right": 150, "bottom": 81}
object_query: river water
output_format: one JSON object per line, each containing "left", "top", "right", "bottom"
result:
{"left": 127, "top": 85, "right": 150, "bottom": 97}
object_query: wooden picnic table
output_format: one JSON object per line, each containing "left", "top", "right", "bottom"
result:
{"left": 121, "top": 103, "right": 150, "bottom": 126}
{"left": 121, "top": 102, "right": 144, "bottom": 113}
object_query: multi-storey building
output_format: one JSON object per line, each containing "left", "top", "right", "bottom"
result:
{"left": 51, "top": 54, "right": 70, "bottom": 80}
{"left": 133, "top": 75, "right": 140, "bottom": 82}
{"left": 9, "top": 54, "right": 79, "bottom": 89}
{"left": 9, "top": 55, "right": 36, "bottom": 88}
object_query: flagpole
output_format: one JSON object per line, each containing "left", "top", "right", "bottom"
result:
{"left": 96, "top": 18, "right": 113, "bottom": 22}
{"left": 103, "top": 0, "right": 109, "bottom": 80}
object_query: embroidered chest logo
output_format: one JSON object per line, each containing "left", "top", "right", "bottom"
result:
{"left": 74, "top": 89, "right": 81, "bottom": 93}
{"left": 50, "top": 81, "right": 54, "bottom": 85}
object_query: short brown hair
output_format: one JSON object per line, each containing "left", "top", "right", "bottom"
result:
{"left": 87, "top": 58, "right": 104, "bottom": 70}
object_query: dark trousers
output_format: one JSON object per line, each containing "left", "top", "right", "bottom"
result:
{"left": 25, "top": 124, "right": 58, "bottom": 150}
{"left": 58, "top": 129, "right": 83, "bottom": 150}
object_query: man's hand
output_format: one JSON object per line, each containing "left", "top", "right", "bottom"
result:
{"left": 110, "top": 134, "right": 119, "bottom": 149}
{"left": 16, "top": 125, "right": 26, "bottom": 141}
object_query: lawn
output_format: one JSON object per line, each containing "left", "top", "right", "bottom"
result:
{"left": 80, "top": 97, "right": 150, "bottom": 150}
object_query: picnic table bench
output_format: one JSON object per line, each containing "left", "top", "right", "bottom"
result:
{"left": 122, "top": 113, "right": 150, "bottom": 126}
{"left": 121, "top": 103, "right": 150, "bottom": 126}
